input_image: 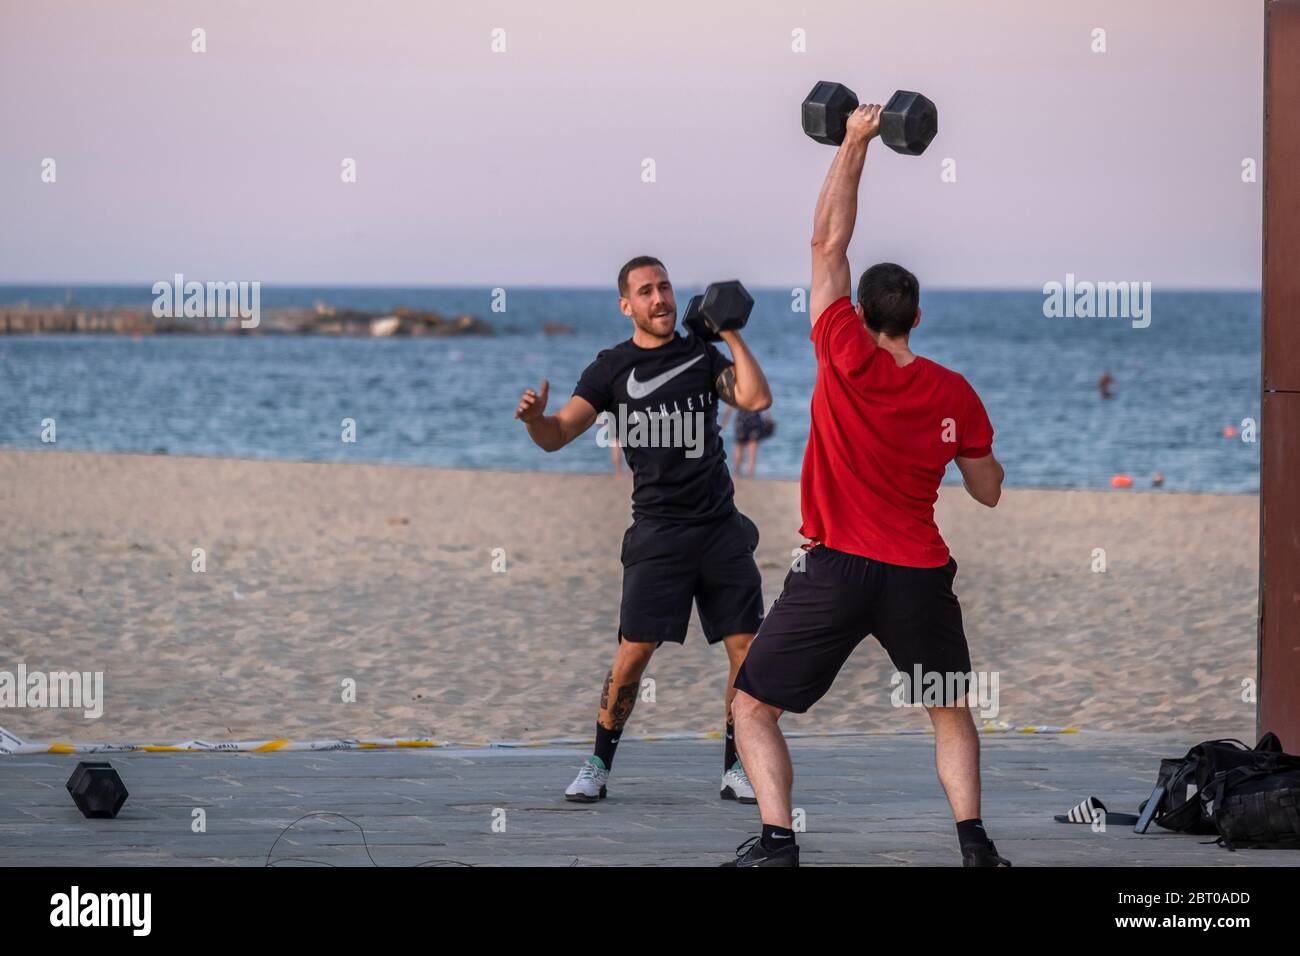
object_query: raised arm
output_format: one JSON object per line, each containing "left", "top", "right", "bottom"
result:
{"left": 715, "top": 329, "right": 772, "bottom": 412}
{"left": 514, "top": 379, "right": 599, "bottom": 452}
{"left": 810, "top": 103, "right": 881, "bottom": 325}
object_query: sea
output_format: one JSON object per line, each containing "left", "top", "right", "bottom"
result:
{"left": 0, "top": 286, "right": 1261, "bottom": 494}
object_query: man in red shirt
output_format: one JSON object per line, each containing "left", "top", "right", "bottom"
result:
{"left": 722, "top": 103, "right": 1008, "bottom": 867}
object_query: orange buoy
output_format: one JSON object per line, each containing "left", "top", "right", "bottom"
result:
{"left": 1223, "top": 425, "right": 1238, "bottom": 438}
{"left": 1110, "top": 474, "right": 1133, "bottom": 488}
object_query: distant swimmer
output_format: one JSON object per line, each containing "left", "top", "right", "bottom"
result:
{"left": 1098, "top": 370, "right": 1114, "bottom": 399}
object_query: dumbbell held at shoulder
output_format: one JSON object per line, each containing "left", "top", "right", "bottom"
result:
{"left": 682, "top": 280, "right": 755, "bottom": 342}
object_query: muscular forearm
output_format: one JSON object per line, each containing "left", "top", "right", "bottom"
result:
{"left": 811, "top": 137, "right": 870, "bottom": 252}
{"left": 525, "top": 416, "right": 568, "bottom": 452}
{"left": 962, "top": 456, "right": 1005, "bottom": 508}
{"left": 719, "top": 330, "right": 772, "bottom": 411}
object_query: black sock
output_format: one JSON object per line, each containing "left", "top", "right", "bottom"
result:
{"left": 594, "top": 723, "right": 620, "bottom": 771}
{"left": 956, "top": 817, "right": 988, "bottom": 847}
{"left": 724, "top": 720, "right": 738, "bottom": 771}
{"left": 761, "top": 824, "right": 795, "bottom": 851}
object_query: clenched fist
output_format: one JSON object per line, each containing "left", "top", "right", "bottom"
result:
{"left": 846, "top": 103, "right": 882, "bottom": 143}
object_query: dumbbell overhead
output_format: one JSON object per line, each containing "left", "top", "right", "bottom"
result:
{"left": 683, "top": 280, "right": 754, "bottom": 342}
{"left": 802, "top": 81, "right": 938, "bottom": 155}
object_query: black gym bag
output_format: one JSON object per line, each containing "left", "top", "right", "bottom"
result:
{"left": 1205, "top": 745, "right": 1300, "bottom": 849}
{"left": 1144, "top": 735, "right": 1279, "bottom": 834}
{"left": 1138, "top": 732, "right": 1300, "bottom": 847}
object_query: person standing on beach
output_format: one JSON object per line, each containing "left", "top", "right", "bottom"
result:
{"left": 515, "top": 256, "right": 773, "bottom": 804}
{"left": 722, "top": 104, "right": 1008, "bottom": 867}
{"left": 721, "top": 406, "right": 775, "bottom": 478}
{"left": 598, "top": 411, "right": 624, "bottom": 475}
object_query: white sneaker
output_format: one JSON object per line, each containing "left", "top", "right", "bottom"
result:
{"left": 564, "top": 756, "right": 609, "bottom": 802}
{"left": 721, "top": 762, "right": 756, "bottom": 804}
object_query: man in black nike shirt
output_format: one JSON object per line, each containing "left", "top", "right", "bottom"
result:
{"left": 515, "top": 256, "right": 773, "bottom": 804}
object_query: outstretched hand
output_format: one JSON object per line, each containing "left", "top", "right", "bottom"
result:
{"left": 515, "top": 380, "right": 550, "bottom": 423}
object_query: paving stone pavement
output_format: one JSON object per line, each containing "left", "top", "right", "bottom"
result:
{"left": 3, "top": 733, "right": 1298, "bottom": 867}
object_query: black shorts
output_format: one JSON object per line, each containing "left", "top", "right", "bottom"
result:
{"left": 734, "top": 544, "right": 972, "bottom": 713}
{"left": 734, "top": 413, "right": 772, "bottom": 444}
{"left": 619, "top": 510, "right": 764, "bottom": 645}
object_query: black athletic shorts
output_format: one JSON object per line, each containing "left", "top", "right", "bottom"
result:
{"left": 734, "top": 411, "right": 768, "bottom": 444}
{"left": 733, "top": 544, "right": 972, "bottom": 713}
{"left": 619, "top": 510, "right": 764, "bottom": 645}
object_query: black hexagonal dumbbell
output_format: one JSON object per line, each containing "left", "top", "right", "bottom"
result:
{"left": 802, "top": 81, "right": 938, "bottom": 155}
{"left": 66, "top": 761, "right": 129, "bottom": 819}
{"left": 683, "top": 280, "right": 755, "bottom": 342}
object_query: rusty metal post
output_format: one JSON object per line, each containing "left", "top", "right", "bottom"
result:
{"left": 1259, "top": 0, "right": 1300, "bottom": 747}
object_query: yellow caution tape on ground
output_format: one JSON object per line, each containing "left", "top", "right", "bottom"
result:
{"left": 0, "top": 722, "right": 1079, "bottom": 755}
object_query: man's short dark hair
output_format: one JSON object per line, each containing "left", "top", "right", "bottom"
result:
{"left": 618, "top": 256, "right": 666, "bottom": 296}
{"left": 857, "top": 262, "right": 919, "bottom": 338}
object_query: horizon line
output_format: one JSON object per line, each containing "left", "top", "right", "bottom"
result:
{"left": 0, "top": 281, "right": 1265, "bottom": 295}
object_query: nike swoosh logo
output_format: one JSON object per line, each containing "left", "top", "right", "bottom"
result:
{"left": 625, "top": 354, "right": 705, "bottom": 400}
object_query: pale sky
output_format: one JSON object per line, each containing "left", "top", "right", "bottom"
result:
{"left": 0, "top": 0, "right": 1265, "bottom": 288}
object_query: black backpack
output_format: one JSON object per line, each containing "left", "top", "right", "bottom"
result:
{"left": 1204, "top": 740, "right": 1300, "bottom": 849}
{"left": 1141, "top": 732, "right": 1300, "bottom": 848}
{"left": 1144, "top": 733, "right": 1285, "bottom": 835}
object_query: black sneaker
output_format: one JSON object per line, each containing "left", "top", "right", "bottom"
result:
{"left": 961, "top": 838, "right": 1012, "bottom": 867}
{"left": 720, "top": 835, "right": 800, "bottom": 867}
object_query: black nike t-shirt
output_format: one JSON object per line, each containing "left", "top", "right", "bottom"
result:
{"left": 574, "top": 331, "right": 736, "bottom": 524}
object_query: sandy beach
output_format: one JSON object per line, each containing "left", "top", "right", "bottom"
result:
{"left": 0, "top": 450, "right": 1259, "bottom": 745}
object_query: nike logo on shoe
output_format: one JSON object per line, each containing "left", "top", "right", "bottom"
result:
{"left": 625, "top": 354, "right": 705, "bottom": 400}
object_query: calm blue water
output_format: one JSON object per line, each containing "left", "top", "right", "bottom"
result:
{"left": 0, "top": 286, "right": 1261, "bottom": 493}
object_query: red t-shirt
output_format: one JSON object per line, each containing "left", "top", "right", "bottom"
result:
{"left": 799, "top": 297, "right": 994, "bottom": 568}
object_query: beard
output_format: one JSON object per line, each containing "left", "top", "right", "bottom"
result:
{"left": 634, "top": 306, "right": 676, "bottom": 338}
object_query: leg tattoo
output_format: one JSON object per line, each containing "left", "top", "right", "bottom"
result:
{"left": 599, "top": 669, "right": 613, "bottom": 713}
{"left": 610, "top": 682, "right": 638, "bottom": 731}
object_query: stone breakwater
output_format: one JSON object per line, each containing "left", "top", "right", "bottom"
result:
{"left": 0, "top": 304, "right": 493, "bottom": 336}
